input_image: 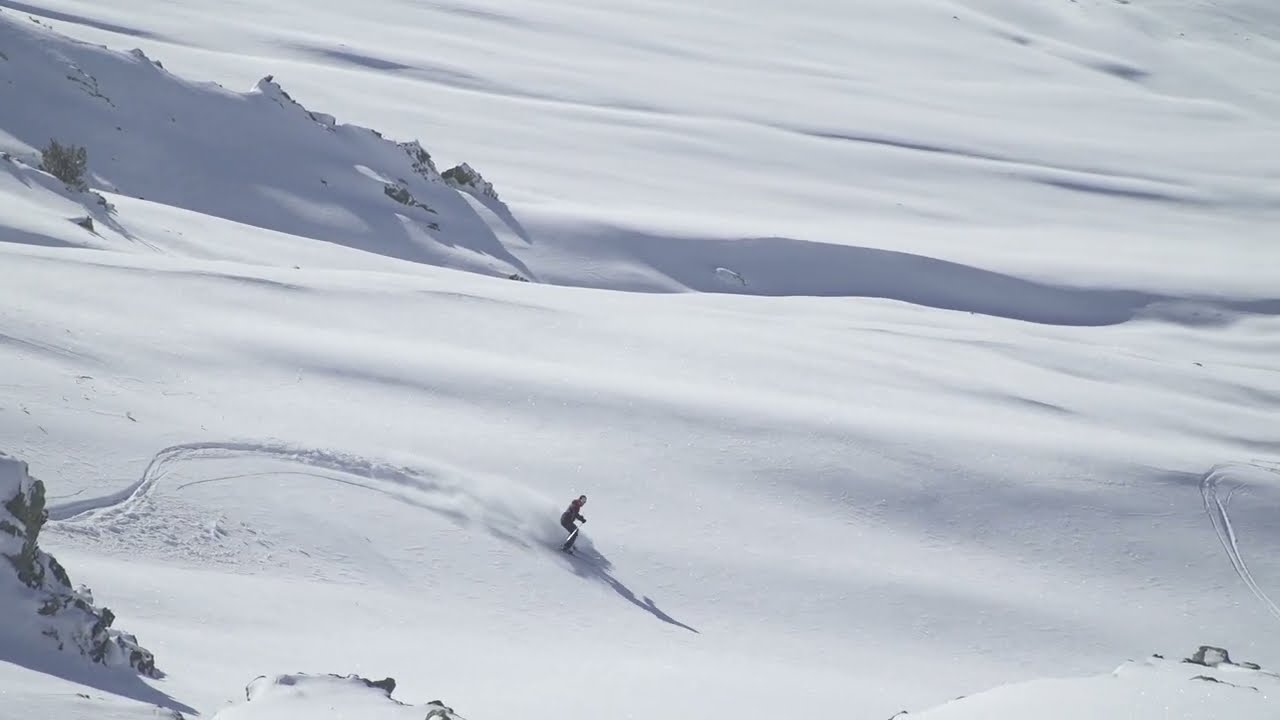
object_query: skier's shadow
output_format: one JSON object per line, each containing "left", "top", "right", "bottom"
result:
{"left": 561, "top": 545, "right": 699, "bottom": 634}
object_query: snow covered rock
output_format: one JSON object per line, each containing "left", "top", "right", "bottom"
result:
{"left": 212, "top": 673, "right": 467, "bottom": 720}
{"left": 1184, "top": 645, "right": 1235, "bottom": 668}
{"left": 911, "top": 648, "right": 1279, "bottom": 719}
{"left": 255, "top": 75, "right": 334, "bottom": 129}
{"left": 442, "top": 163, "right": 499, "bottom": 203}
{"left": 0, "top": 452, "right": 159, "bottom": 677}
{"left": 400, "top": 141, "right": 441, "bottom": 181}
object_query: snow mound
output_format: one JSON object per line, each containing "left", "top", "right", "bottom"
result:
{"left": 0, "top": 451, "right": 159, "bottom": 677}
{"left": 213, "top": 673, "right": 466, "bottom": 720}
{"left": 910, "top": 647, "right": 1279, "bottom": 719}
{"left": 0, "top": 9, "right": 529, "bottom": 278}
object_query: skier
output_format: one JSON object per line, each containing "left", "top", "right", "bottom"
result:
{"left": 560, "top": 494, "right": 587, "bottom": 553}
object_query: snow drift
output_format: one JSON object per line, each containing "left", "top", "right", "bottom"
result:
{"left": 213, "top": 674, "right": 466, "bottom": 720}
{"left": 909, "top": 646, "right": 1279, "bottom": 719}
{"left": 0, "top": 451, "right": 159, "bottom": 677}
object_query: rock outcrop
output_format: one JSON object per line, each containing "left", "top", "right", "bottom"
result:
{"left": 442, "top": 163, "right": 499, "bottom": 202}
{"left": 0, "top": 452, "right": 159, "bottom": 677}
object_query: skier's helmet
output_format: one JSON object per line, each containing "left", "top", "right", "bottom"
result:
{"left": 579, "top": 494, "right": 587, "bottom": 503}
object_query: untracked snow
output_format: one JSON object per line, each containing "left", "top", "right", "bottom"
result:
{"left": 0, "top": 1, "right": 1278, "bottom": 719}
{"left": 912, "top": 648, "right": 1279, "bottom": 719}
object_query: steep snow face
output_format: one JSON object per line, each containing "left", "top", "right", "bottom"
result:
{"left": 0, "top": 11, "right": 527, "bottom": 279}
{"left": 912, "top": 648, "right": 1279, "bottom": 719}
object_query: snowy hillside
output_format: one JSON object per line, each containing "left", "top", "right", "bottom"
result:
{"left": 910, "top": 647, "right": 1279, "bottom": 719}
{"left": 3, "top": 2, "right": 1279, "bottom": 299}
{"left": 0, "top": 9, "right": 525, "bottom": 278}
{"left": 1, "top": 0, "right": 1279, "bottom": 719}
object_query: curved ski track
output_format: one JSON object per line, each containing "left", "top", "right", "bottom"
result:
{"left": 1201, "top": 462, "right": 1280, "bottom": 624}
{"left": 42, "top": 441, "right": 699, "bottom": 630}
{"left": 46, "top": 440, "right": 467, "bottom": 523}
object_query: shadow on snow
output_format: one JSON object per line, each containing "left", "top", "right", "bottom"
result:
{"left": 0, "top": 642, "right": 198, "bottom": 716}
{"left": 556, "top": 542, "right": 699, "bottom": 634}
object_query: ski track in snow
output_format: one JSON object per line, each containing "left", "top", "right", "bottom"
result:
{"left": 3, "top": 1, "right": 1280, "bottom": 717}
{"left": 1201, "top": 462, "right": 1280, "bottom": 624}
{"left": 44, "top": 440, "right": 565, "bottom": 567}
{"left": 42, "top": 442, "right": 474, "bottom": 574}
{"left": 44, "top": 440, "right": 699, "bottom": 632}
{"left": 49, "top": 441, "right": 450, "bottom": 522}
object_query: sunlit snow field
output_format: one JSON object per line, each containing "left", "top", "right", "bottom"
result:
{"left": 1, "top": 1, "right": 1278, "bottom": 718}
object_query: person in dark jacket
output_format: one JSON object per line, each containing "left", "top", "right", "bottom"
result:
{"left": 560, "top": 495, "right": 587, "bottom": 552}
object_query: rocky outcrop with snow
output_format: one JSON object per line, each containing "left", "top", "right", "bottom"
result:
{"left": 0, "top": 8, "right": 528, "bottom": 278}
{"left": 0, "top": 452, "right": 159, "bottom": 677}
{"left": 442, "top": 163, "right": 499, "bottom": 203}
{"left": 908, "top": 647, "right": 1278, "bottom": 720}
{"left": 213, "top": 673, "right": 467, "bottom": 720}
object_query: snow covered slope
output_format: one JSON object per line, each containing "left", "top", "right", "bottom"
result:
{"left": 911, "top": 647, "right": 1279, "bottom": 719}
{"left": 1, "top": 1, "right": 1278, "bottom": 719}
{"left": 3, "top": 1, "right": 1278, "bottom": 299}
{"left": 1, "top": 240, "right": 1277, "bottom": 718}
{"left": 0, "top": 9, "right": 527, "bottom": 278}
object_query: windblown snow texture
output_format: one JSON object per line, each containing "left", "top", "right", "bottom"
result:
{"left": 0, "top": 1, "right": 1278, "bottom": 719}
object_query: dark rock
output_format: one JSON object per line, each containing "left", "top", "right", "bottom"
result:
{"left": 425, "top": 700, "right": 460, "bottom": 719}
{"left": 1184, "top": 646, "right": 1231, "bottom": 667}
{"left": 383, "top": 183, "right": 437, "bottom": 215}
{"left": 3, "top": 473, "right": 48, "bottom": 587}
{"left": 442, "top": 163, "right": 500, "bottom": 202}
{"left": 400, "top": 142, "right": 439, "bottom": 180}
{"left": 361, "top": 676, "right": 397, "bottom": 695}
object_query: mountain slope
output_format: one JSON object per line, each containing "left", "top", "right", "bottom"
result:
{"left": 0, "top": 8, "right": 527, "bottom": 278}
{"left": 4, "top": 2, "right": 1279, "bottom": 302}
{"left": 1, "top": 1, "right": 1278, "bottom": 719}
{"left": 1, "top": 239, "right": 1277, "bottom": 718}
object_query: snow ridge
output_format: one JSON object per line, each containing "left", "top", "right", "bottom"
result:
{"left": 0, "top": 8, "right": 531, "bottom": 278}
{"left": 213, "top": 673, "right": 468, "bottom": 720}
